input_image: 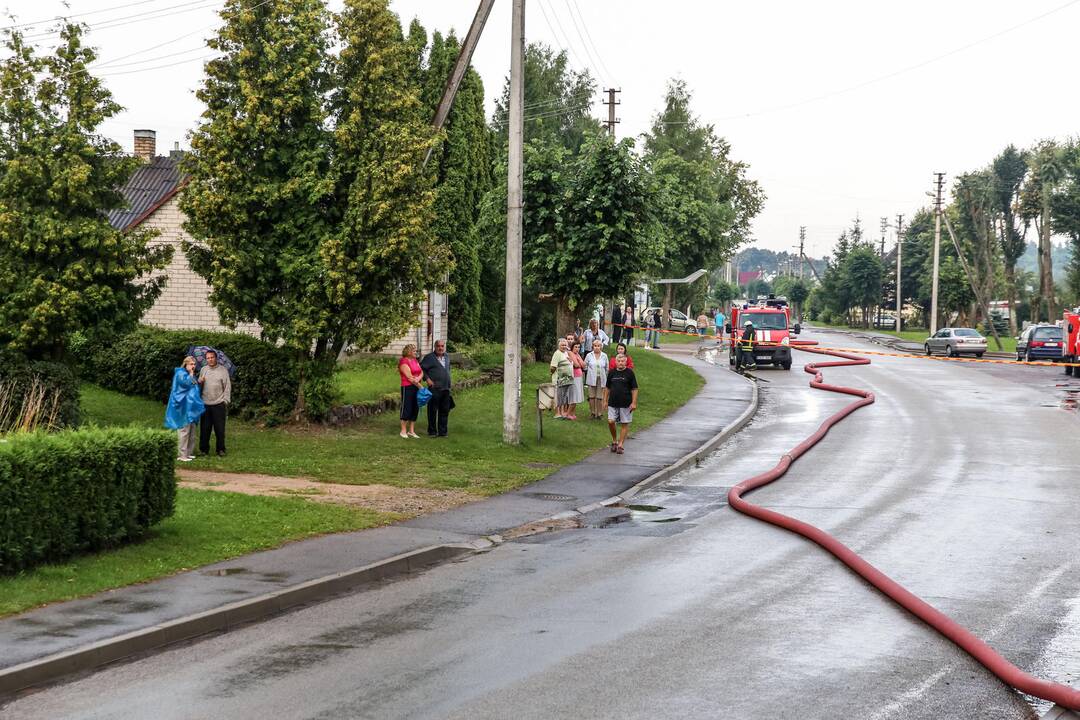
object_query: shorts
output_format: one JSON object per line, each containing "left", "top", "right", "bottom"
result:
{"left": 607, "top": 406, "right": 633, "bottom": 424}
{"left": 587, "top": 385, "right": 602, "bottom": 399}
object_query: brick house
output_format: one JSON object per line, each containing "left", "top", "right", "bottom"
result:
{"left": 108, "top": 129, "right": 446, "bottom": 355}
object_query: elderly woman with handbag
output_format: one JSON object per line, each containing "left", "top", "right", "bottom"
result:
{"left": 549, "top": 338, "right": 575, "bottom": 420}
{"left": 398, "top": 344, "right": 423, "bottom": 439}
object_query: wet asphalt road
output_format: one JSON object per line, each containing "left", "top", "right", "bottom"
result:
{"left": 6, "top": 330, "right": 1080, "bottom": 720}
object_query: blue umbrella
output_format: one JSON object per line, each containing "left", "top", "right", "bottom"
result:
{"left": 186, "top": 345, "right": 236, "bottom": 377}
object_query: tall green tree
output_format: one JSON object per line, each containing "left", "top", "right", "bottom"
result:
{"left": 418, "top": 29, "right": 492, "bottom": 345}
{"left": 183, "top": 0, "right": 445, "bottom": 417}
{"left": 991, "top": 145, "right": 1028, "bottom": 334}
{"left": 1021, "top": 140, "right": 1066, "bottom": 320}
{"left": 1051, "top": 141, "right": 1080, "bottom": 305}
{"left": 844, "top": 247, "right": 884, "bottom": 328}
{"left": 642, "top": 79, "right": 764, "bottom": 324}
{"left": 953, "top": 171, "right": 1000, "bottom": 326}
{"left": 0, "top": 24, "right": 170, "bottom": 361}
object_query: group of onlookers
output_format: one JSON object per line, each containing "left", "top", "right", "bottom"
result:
{"left": 164, "top": 350, "right": 232, "bottom": 461}
{"left": 399, "top": 340, "right": 454, "bottom": 439}
{"left": 550, "top": 326, "right": 639, "bottom": 454}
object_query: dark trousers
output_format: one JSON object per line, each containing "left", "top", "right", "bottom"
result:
{"left": 736, "top": 347, "right": 756, "bottom": 370}
{"left": 200, "top": 402, "right": 227, "bottom": 453}
{"left": 612, "top": 323, "right": 622, "bottom": 345}
{"left": 427, "top": 389, "right": 451, "bottom": 436}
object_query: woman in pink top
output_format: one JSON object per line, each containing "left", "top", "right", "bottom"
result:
{"left": 398, "top": 344, "right": 423, "bottom": 438}
{"left": 567, "top": 340, "right": 586, "bottom": 420}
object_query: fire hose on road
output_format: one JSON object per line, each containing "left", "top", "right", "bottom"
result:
{"left": 727, "top": 344, "right": 1080, "bottom": 710}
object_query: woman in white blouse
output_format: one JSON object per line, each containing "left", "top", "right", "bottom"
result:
{"left": 584, "top": 339, "right": 609, "bottom": 419}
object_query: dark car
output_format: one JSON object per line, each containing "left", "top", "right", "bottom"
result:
{"left": 1016, "top": 324, "right": 1065, "bottom": 362}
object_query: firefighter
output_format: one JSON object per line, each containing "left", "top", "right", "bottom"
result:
{"left": 737, "top": 320, "right": 757, "bottom": 372}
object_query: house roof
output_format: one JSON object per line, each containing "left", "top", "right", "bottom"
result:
{"left": 107, "top": 155, "right": 187, "bottom": 231}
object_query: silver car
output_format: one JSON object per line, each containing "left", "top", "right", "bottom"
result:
{"left": 924, "top": 327, "right": 987, "bottom": 357}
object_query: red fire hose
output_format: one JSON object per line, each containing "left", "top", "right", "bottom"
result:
{"left": 727, "top": 345, "right": 1080, "bottom": 709}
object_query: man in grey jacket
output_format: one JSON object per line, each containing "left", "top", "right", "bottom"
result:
{"left": 198, "top": 349, "right": 232, "bottom": 456}
{"left": 420, "top": 340, "right": 453, "bottom": 437}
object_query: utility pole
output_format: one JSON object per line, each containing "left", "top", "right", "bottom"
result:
{"left": 895, "top": 213, "right": 904, "bottom": 332}
{"left": 502, "top": 0, "right": 525, "bottom": 445}
{"left": 603, "top": 88, "right": 620, "bottom": 136}
{"left": 798, "top": 226, "right": 806, "bottom": 279}
{"left": 930, "top": 172, "right": 945, "bottom": 335}
{"left": 878, "top": 217, "right": 887, "bottom": 330}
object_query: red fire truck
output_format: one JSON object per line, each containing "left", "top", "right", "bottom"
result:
{"left": 729, "top": 296, "right": 797, "bottom": 370}
{"left": 1064, "top": 310, "right": 1080, "bottom": 376}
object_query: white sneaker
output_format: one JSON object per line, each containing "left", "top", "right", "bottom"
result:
{"left": 178, "top": 456, "right": 194, "bottom": 462}
{"left": 408, "top": 432, "right": 420, "bottom": 438}
{"left": 400, "top": 431, "right": 409, "bottom": 438}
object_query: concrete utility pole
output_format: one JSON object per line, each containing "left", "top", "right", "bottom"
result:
{"left": 878, "top": 217, "right": 887, "bottom": 330}
{"left": 603, "top": 88, "right": 620, "bottom": 136}
{"left": 930, "top": 172, "right": 945, "bottom": 334}
{"left": 502, "top": 0, "right": 525, "bottom": 445}
{"left": 798, "top": 226, "right": 806, "bottom": 279}
{"left": 895, "top": 213, "right": 904, "bottom": 332}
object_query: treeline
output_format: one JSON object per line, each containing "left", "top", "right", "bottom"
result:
{"left": 0, "top": 0, "right": 763, "bottom": 412}
{"left": 810, "top": 141, "right": 1080, "bottom": 332}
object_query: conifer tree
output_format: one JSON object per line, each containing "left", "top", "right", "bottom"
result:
{"left": 0, "top": 24, "right": 170, "bottom": 361}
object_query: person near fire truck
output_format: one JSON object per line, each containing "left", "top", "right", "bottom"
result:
{"left": 737, "top": 319, "right": 757, "bottom": 371}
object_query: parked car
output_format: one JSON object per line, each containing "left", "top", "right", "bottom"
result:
{"left": 642, "top": 307, "right": 697, "bottom": 333}
{"left": 1016, "top": 324, "right": 1065, "bottom": 362}
{"left": 924, "top": 327, "right": 987, "bottom": 357}
{"left": 874, "top": 313, "right": 897, "bottom": 330}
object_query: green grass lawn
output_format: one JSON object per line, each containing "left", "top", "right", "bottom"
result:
{"left": 335, "top": 356, "right": 480, "bottom": 405}
{"left": 81, "top": 347, "right": 704, "bottom": 497}
{"left": 810, "top": 321, "right": 1017, "bottom": 353}
{"left": 0, "top": 488, "right": 392, "bottom": 617}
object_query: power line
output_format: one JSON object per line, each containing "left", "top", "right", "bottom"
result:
{"left": 97, "top": 53, "right": 216, "bottom": 76}
{"left": 24, "top": 0, "right": 224, "bottom": 41}
{"left": 4, "top": 0, "right": 173, "bottom": 30}
{"left": 560, "top": 0, "right": 607, "bottom": 85}
{"left": 533, "top": 0, "right": 595, "bottom": 81}
{"left": 663, "top": 0, "right": 1080, "bottom": 124}
{"left": 566, "top": 0, "right": 616, "bottom": 84}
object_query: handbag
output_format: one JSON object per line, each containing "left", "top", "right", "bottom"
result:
{"left": 417, "top": 387, "right": 432, "bottom": 408}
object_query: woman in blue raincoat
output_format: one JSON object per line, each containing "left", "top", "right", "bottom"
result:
{"left": 164, "top": 355, "right": 205, "bottom": 462}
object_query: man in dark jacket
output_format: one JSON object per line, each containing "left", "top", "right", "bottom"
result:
{"left": 737, "top": 320, "right": 757, "bottom": 372}
{"left": 420, "top": 340, "right": 453, "bottom": 437}
{"left": 611, "top": 304, "right": 624, "bottom": 345}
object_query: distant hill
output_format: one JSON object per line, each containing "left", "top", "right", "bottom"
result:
{"left": 1017, "top": 241, "right": 1072, "bottom": 275}
{"left": 734, "top": 246, "right": 826, "bottom": 281}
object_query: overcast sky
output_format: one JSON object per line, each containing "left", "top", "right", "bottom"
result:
{"left": 6, "top": 0, "right": 1080, "bottom": 257}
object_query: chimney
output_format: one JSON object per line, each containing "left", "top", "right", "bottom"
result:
{"left": 133, "top": 129, "right": 156, "bottom": 161}
{"left": 169, "top": 141, "right": 184, "bottom": 162}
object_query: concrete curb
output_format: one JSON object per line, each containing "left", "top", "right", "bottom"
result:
{"left": 0, "top": 356, "right": 759, "bottom": 699}
{"left": 0, "top": 543, "right": 481, "bottom": 698}
{"left": 1042, "top": 705, "right": 1080, "bottom": 719}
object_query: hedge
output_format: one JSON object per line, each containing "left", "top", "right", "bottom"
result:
{"left": 0, "top": 351, "right": 80, "bottom": 431}
{"left": 74, "top": 326, "right": 300, "bottom": 423}
{"left": 0, "top": 427, "right": 176, "bottom": 573}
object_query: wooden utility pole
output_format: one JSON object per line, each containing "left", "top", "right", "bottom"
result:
{"left": 895, "top": 213, "right": 904, "bottom": 332}
{"left": 941, "top": 211, "right": 1005, "bottom": 351}
{"left": 798, "top": 226, "right": 806, "bottom": 279}
{"left": 502, "top": 0, "right": 525, "bottom": 445}
{"left": 423, "top": 0, "right": 495, "bottom": 351}
{"left": 930, "top": 172, "right": 945, "bottom": 334}
{"left": 603, "top": 88, "right": 620, "bottom": 136}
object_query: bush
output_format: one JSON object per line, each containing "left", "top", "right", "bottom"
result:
{"left": 0, "top": 427, "right": 176, "bottom": 573}
{"left": 0, "top": 351, "right": 80, "bottom": 431}
{"left": 81, "top": 326, "right": 299, "bottom": 423}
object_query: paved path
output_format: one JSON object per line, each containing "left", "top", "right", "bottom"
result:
{"left": 9, "top": 330, "right": 1078, "bottom": 719}
{"left": 0, "top": 347, "right": 753, "bottom": 693}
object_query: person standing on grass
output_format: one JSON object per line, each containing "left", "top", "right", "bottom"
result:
{"left": 623, "top": 305, "right": 635, "bottom": 346}
{"left": 420, "top": 340, "right": 453, "bottom": 437}
{"left": 398, "top": 344, "right": 423, "bottom": 439}
{"left": 583, "top": 318, "right": 609, "bottom": 352}
{"left": 612, "top": 304, "right": 624, "bottom": 345}
{"left": 198, "top": 349, "right": 231, "bottom": 457}
{"left": 585, "top": 338, "right": 608, "bottom": 419}
{"left": 605, "top": 353, "right": 638, "bottom": 454}
{"left": 608, "top": 341, "right": 635, "bottom": 370}
{"left": 549, "top": 338, "right": 575, "bottom": 420}
{"left": 568, "top": 340, "right": 586, "bottom": 420}
{"left": 165, "top": 355, "right": 205, "bottom": 462}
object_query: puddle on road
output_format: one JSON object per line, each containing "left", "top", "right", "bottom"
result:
{"left": 1063, "top": 389, "right": 1080, "bottom": 413}
{"left": 624, "top": 504, "right": 664, "bottom": 513}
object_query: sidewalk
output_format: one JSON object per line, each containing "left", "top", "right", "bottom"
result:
{"left": 0, "top": 349, "right": 755, "bottom": 696}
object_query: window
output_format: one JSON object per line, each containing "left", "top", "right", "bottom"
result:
{"left": 1033, "top": 327, "right": 1063, "bottom": 340}
{"left": 954, "top": 329, "right": 981, "bottom": 337}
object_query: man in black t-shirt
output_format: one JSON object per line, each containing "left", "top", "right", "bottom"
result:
{"left": 605, "top": 353, "right": 638, "bottom": 455}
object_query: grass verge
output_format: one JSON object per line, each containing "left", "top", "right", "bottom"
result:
{"left": 81, "top": 347, "right": 703, "bottom": 496}
{"left": 0, "top": 488, "right": 393, "bottom": 617}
